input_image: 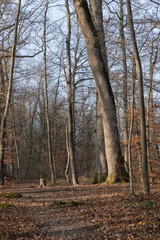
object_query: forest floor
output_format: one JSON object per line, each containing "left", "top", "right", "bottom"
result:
{"left": 0, "top": 179, "right": 160, "bottom": 240}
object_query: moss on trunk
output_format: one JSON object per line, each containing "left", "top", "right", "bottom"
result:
{"left": 106, "top": 153, "right": 129, "bottom": 184}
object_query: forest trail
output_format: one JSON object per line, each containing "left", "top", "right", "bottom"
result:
{"left": 0, "top": 179, "right": 160, "bottom": 239}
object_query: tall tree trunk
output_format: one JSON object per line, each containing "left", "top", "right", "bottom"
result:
{"left": 10, "top": 104, "right": 21, "bottom": 179}
{"left": 90, "top": 0, "right": 108, "bottom": 182}
{"left": 147, "top": 39, "right": 159, "bottom": 181}
{"left": 26, "top": 94, "right": 39, "bottom": 178}
{"left": 0, "top": 58, "right": 5, "bottom": 185}
{"left": 126, "top": 0, "right": 150, "bottom": 195}
{"left": 39, "top": 88, "right": 46, "bottom": 177}
{"left": 119, "top": 0, "right": 129, "bottom": 173}
{"left": 95, "top": 92, "right": 108, "bottom": 182}
{"left": 73, "top": 0, "right": 128, "bottom": 183}
{"left": 0, "top": 0, "right": 21, "bottom": 185}
{"left": 65, "top": 0, "right": 79, "bottom": 185}
{"left": 53, "top": 61, "right": 61, "bottom": 176}
{"left": 65, "top": 124, "right": 71, "bottom": 183}
{"left": 89, "top": 0, "right": 108, "bottom": 69}
{"left": 9, "top": 131, "right": 14, "bottom": 178}
{"left": 43, "top": 0, "right": 56, "bottom": 184}
{"left": 128, "top": 58, "right": 136, "bottom": 195}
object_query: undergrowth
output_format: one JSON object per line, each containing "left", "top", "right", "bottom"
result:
{"left": 0, "top": 192, "right": 22, "bottom": 198}
{"left": 0, "top": 203, "right": 15, "bottom": 209}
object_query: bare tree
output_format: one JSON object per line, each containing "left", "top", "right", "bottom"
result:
{"left": 89, "top": 0, "right": 108, "bottom": 182}
{"left": 0, "top": 0, "right": 21, "bottom": 185}
{"left": 95, "top": 92, "right": 108, "bottom": 182}
{"left": 119, "top": 0, "right": 129, "bottom": 173}
{"left": 65, "top": 0, "right": 79, "bottom": 185}
{"left": 128, "top": 58, "right": 136, "bottom": 195}
{"left": 126, "top": 0, "right": 150, "bottom": 195}
{"left": 10, "top": 104, "right": 21, "bottom": 179}
{"left": 43, "top": 0, "right": 56, "bottom": 184}
{"left": 73, "top": 0, "right": 128, "bottom": 183}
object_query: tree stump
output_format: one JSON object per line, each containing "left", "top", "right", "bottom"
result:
{"left": 38, "top": 178, "right": 46, "bottom": 188}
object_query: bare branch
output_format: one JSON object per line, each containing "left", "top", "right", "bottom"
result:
{"left": 150, "top": 0, "right": 160, "bottom": 5}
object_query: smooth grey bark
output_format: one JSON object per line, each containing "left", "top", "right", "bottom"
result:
{"left": 126, "top": 0, "right": 150, "bottom": 195}
{"left": 0, "top": 0, "right": 21, "bottom": 185}
{"left": 128, "top": 58, "right": 136, "bottom": 195}
{"left": 65, "top": 0, "right": 79, "bottom": 185}
{"left": 65, "top": 124, "right": 71, "bottom": 183}
{"left": 10, "top": 104, "right": 21, "bottom": 179}
{"left": 119, "top": 0, "right": 129, "bottom": 173}
{"left": 70, "top": 24, "right": 79, "bottom": 182}
{"left": 90, "top": 0, "right": 108, "bottom": 68}
{"left": 73, "top": 0, "right": 128, "bottom": 183}
{"left": 38, "top": 87, "right": 46, "bottom": 177}
{"left": 90, "top": 0, "right": 108, "bottom": 182}
{"left": 95, "top": 92, "right": 108, "bottom": 182}
{"left": 43, "top": 0, "right": 56, "bottom": 184}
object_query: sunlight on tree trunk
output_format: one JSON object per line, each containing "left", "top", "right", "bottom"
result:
{"left": 65, "top": 0, "right": 79, "bottom": 185}
{"left": 73, "top": 0, "right": 128, "bottom": 183}
{"left": 43, "top": 0, "right": 56, "bottom": 184}
{"left": 120, "top": 0, "right": 129, "bottom": 173}
{"left": 90, "top": 0, "right": 108, "bottom": 183}
{"left": 128, "top": 58, "right": 136, "bottom": 195}
{"left": 126, "top": 0, "right": 150, "bottom": 195}
{"left": 95, "top": 92, "right": 108, "bottom": 182}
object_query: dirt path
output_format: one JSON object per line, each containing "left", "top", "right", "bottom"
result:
{"left": 0, "top": 180, "right": 160, "bottom": 239}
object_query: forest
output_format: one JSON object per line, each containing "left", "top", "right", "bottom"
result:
{"left": 0, "top": 0, "right": 160, "bottom": 239}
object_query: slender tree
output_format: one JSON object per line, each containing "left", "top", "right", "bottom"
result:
{"left": 10, "top": 104, "right": 21, "bottom": 179}
{"left": 119, "top": 0, "right": 129, "bottom": 173}
{"left": 128, "top": 58, "right": 136, "bottom": 195}
{"left": 0, "top": 0, "right": 21, "bottom": 185}
{"left": 43, "top": 0, "right": 56, "bottom": 184}
{"left": 126, "top": 0, "right": 150, "bottom": 195}
{"left": 65, "top": 0, "right": 79, "bottom": 185}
